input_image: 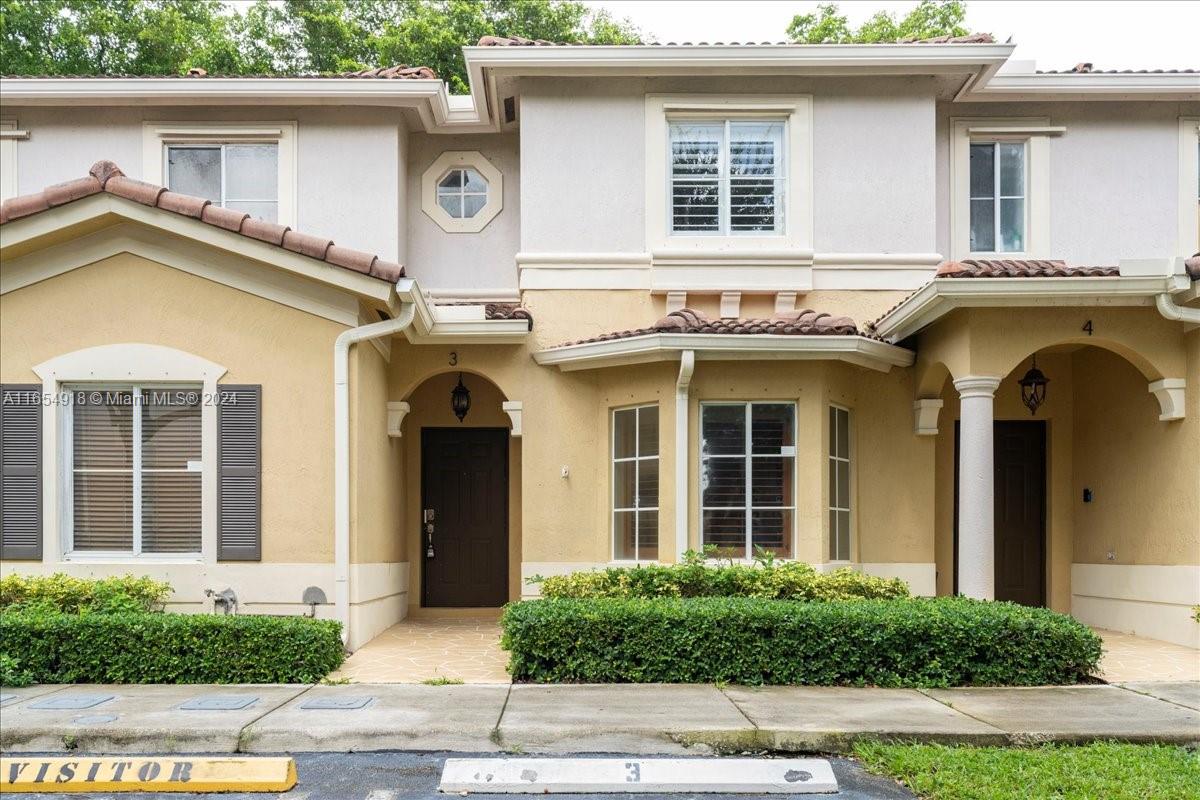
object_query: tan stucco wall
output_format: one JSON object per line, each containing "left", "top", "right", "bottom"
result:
{"left": 351, "top": 342, "right": 405, "bottom": 564}
{"left": 0, "top": 252, "right": 346, "bottom": 564}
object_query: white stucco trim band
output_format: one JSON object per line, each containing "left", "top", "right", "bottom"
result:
{"left": 1070, "top": 563, "right": 1200, "bottom": 649}
{"left": 534, "top": 334, "right": 915, "bottom": 373}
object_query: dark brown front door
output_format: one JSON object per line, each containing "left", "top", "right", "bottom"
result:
{"left": 421, "top": 428, "right": 508, "bottom": 607}
{"left": 993, "top": 421, "right": 1046, "bottom": 606}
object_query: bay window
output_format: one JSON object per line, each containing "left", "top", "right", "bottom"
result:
{"left": 700, "top": 402, "right": 795, "bottom": 559}
{"left": 67, "top": 387, "right": 202, "bottom": 556}
{"left": 612, "top": 405, "right": 659, "bottom": 561}
{"left": 670, "top": 120, "right": 785, "bottom": 235}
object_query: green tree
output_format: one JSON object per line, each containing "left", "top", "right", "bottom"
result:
{"left": 0, "top": 0, "right": 640, "bottom": 92}
{"left": 787, "top": 0, "right": 970, "bottom": 44}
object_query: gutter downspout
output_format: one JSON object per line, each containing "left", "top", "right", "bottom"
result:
{"left": 1155, "top": 292, "right": 1200, "bottom": 324}
{"left": 334, "top": 302, "right": 417, "bottom": 646}
{"left": 674, "top": 351, "right": 696, "bottom": 563}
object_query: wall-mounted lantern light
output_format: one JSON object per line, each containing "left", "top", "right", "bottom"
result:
{"left": 451, "top": 373, "right": 471, "bottom": 422}
{"left": 1018, "top": 356, "right": 1049, "bottom": 415}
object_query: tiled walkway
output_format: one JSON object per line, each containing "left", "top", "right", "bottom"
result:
{"left": 331, "top": 613, "right": 510, "bottom": 684}
{"left": 1096, "top": 628, "right": 1200, "bottom": 683}
{"left": 331, "top": 615, "right": 1198, "bottom": 685}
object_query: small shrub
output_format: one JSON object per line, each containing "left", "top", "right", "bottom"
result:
{"left": 0, "top": 573, "right": 171, "bottom": 614}
{"left": 0, "top": 612, "right": 343, "bottom": 684}
{"left": 501, "top": 596, "right": 1101, "bottom": 687}
{"left": 0, "top": 653, "right": 34, "bottom": 687}
{"left": 535, "top": 561, "right": 909, "bottom": 602}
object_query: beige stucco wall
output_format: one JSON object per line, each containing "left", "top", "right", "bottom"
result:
{"left": 0, "top": 252, "right": 343, "bottom": 564}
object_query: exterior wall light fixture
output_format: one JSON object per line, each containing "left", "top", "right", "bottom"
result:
{"left": 451, "top": 372, "right": 471, "bottom": 422}
{"left": 1018, "top": 355, "right": 1049, "bottom": 415}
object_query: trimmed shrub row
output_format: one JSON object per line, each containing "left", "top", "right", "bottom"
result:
{"left": 0, "top": 612, "right": 344, "bottom": 684}
{"left": 533, "top": 561, "right": 910, "bottom": 601}
{"left": 0, "top": 573, "right": 171, "bottom": 615}
{"left": 501, "top": 597, "right": 1102, "bottom": 687}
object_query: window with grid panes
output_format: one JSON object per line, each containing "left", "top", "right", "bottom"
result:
{"left": 612, "top": 405, "right": 659, "bottom": 561}
{"left": 167, "top": 143, "right": 279, "bottom": 222}
{"left": 670, "top": 120, "right": 785, "bottom": 235}
{"left": 828, "top": 405, "right": 852, "bottom": 562}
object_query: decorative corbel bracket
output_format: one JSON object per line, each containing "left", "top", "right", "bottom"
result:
{"left": 386, "top": 401, "right": 411, "bottom": 438}
{"left": 502, "top": 400, "right": 523, "bottom": 437}
{"left": 1148, "top": 379, "right": 1185, "bottom": 421}
{"left": 913, "top": 398, "right": 944, "bottom": 436}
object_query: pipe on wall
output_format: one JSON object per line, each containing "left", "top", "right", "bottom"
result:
{"left": 334, "top": 302, "right": 417, "bottom": 646}
{"left": 674, "top": 350, "right": 695, "bottom": 563}
{"left": 1155, "top": 292, "right": 1200, "bottom": 324}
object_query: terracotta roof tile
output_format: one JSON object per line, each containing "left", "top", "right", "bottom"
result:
{"left": 1037, "top": 64, "right": 1197, "bottom": 74}
{"left": 936, "top": 259, "right": 1119, "bottom": 278}
{"left": 1185, "top": 254, "right": 1200, "bottom": 281}
{"left": 484, "top": 302, "right": 534, "bottom": 329}
{"left": 339, "top": 65, "right": 437, "bottom": 79}
{"left": 554, "top": 308, "right": 859, "bottom": 348}
{"left": 0, "top": 160, "right": 404, "bottom": 283}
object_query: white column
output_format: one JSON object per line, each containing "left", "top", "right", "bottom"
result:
{"left": 954, "top": 376, "right": 1001, "bottom": 600}
{"left": 675, "top": 351, "right": 695, "bottom": 563}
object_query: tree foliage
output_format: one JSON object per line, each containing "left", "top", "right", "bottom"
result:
{"left": 787, "top": 0, "right": 969, "bottom": 44}
{"left": 0, "top": 0, "right": 641, "bottom": 92}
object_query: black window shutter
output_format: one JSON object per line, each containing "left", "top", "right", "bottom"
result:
{"left": 0, "top": 384, "right": 43, "bottom": 560}
{"left": 218, "top": 385, "right": 261, "bottom": 561}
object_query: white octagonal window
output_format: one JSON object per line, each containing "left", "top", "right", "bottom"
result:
{"left": 422, "top": 151, "right": 503, "bottom": 233}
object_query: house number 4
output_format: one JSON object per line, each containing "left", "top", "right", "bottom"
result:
{"left": 1082, "top": 320, "right": 1093, "bottom": 336}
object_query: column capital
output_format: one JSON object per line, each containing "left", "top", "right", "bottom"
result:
{"left": 953, "top": 375, "right": 1002, "bottom": 398}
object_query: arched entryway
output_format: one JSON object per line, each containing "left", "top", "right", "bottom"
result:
{"left": 401, "top": 370, "right": 521, "bottom": 608}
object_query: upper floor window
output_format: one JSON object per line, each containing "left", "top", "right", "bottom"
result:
{"left": 700, "top": 402, "right": 795, "bottom": 559}
{"left": 167, "top": 144, "right": 279, "bottom": 222}
{"left": 670, "top": 120, "right": 785, "bottom": 235}
{"left": 421, "top": 151, "right": 504, "bottom": 233}
{"left": 612, "top": 405, "right": 659, "bottom": 561}
{"left": 969, "top": 141, "right": 1026, "bottom": 253}
{"left": 436, "top": 167, "right": 489, "bottom": 220}
{"left": 142, "top": 122, "right": 297, "bottom": 226}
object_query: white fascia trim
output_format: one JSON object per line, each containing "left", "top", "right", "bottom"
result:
{"left": 0, "top": 194, "right": 396, "bottom": 306}
{"left": 463, "top": 42, "right": 1014, "bottom": 74}
{"left": 534, "top": 333, "right": 914, "bottom": 373}
{"left": 392, "top": 278, "right": 528, "bottom": 343}
{"left": 1179, "top": 117, "right": 1200, "bottom": 256}
{"left": 873, "top": 275, "right": 1191, "bottom": 342}
{"left": 963, "top": 72, "right": 1200, "bottom": 101}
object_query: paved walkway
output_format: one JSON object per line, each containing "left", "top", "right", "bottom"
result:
{"left": 331, "top": 616, "right": 1197, "bottom": 685}
{"left": 2, "top": 682, "right": 1197, "bottom": 755}
{"left": 1096, "top": 628, "right": 1200, "bottom": 682}
{"left": 331, "top": 613, "right": 509, "bottom": 684}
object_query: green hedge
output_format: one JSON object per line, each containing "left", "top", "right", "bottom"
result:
{"left": 501, "top": 597, "right": 1102, "bottom": 687}
{"left": 0, "top": 612, "right": 344, "bottom": 684}
{"left": 0, "top": 573, "right": 171, "bottom": 614}
{"left": 533, "top": 561, "right": 910, "bottom": 601}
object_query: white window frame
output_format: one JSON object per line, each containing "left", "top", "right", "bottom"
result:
{"left": 0, "top": 118, "right": 29, "bottom": 201}
{"left": 1179, "top": 117, "right": 1200, "bottom": 255}
{"left": 141, "top": 121, "right": 297, "bottom": 227}
{"left": 950, "top": 117, "right": 1058, "bottom": 260}
{"left": 611, "top": 404, "right": 660, "bottom": 563}
{"left": 421, "top": 150, "right": 504, "bottom": 233}
{"left": 646, "top": 95, "right": 813, "bottom": 260}
{"left": 827, "top": 404, "right": 853, "bottom": 564}
{"left": 33, "top": 344, "right": 227, "bottom": 564}
{"left": 698, "top": 401, "right": 797, "bottom": 560}
{"left": 62, "top": 384, "right": 203, "bottom": 559}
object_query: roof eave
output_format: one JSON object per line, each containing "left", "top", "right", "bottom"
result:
{"left": 872, "top": 275, "right": 1191, "bottom": 342}
{"left": 960, "top": 72, "right": 1200, "bottom": 101}
{"left": 533, "top": 333, "right": 914, "bottom": 373}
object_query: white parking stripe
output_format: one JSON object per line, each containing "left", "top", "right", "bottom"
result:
{"left": 439, "top": 758, "right": 838, "bottom": 794}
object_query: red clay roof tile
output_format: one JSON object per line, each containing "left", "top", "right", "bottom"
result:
{"left": 554, "top": 308, "right": 860, "bottom": 348}
{"left": 936, "top": 259, "right": 1119, "bottom": 278}
{"left": 484, "top": 302, "right": 534, "bottom": 329}
{"left": 0, "top": 161, "right": 404, "bottom": 284}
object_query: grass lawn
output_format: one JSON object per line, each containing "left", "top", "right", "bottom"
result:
{"left": 853, "top": 742, "right": 1200, "bottom": 800}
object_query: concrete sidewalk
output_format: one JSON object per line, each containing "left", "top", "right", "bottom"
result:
{"left": 1, "top": 682, "right": 1197, "bottom": 755}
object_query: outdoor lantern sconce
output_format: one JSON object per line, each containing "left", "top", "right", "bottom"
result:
{"left": 451, "top": 372, "right": 471, "bottom": 422}
{"left": 1019, "top": 356, "right": 1049, "bottom": 415}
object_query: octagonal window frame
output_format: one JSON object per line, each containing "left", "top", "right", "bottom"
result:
{"left": 421, "top": 151, "right": 503, "bottom": 233}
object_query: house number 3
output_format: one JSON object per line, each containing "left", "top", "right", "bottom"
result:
{"left": 625, "top": 762, "right": 641, "bottom": 782}
{"left": 448, "top": 351, "right": 458, "bottom": 366}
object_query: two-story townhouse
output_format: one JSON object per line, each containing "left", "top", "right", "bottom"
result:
{"left": 1, "top": 36, "right": 1197, "bottom": 651}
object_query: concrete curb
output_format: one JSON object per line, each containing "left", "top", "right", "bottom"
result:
{"left": 0, "top": 681, "right": 1196, "bottom": 755}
